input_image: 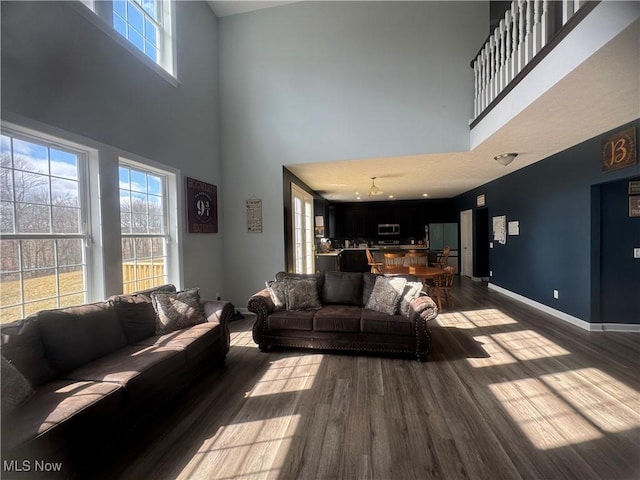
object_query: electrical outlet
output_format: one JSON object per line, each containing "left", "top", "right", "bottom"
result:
{"left": 634, "top": 248, "right": 640, "bottom": 259}
{"left": 489, "top": 270, "right": 493, "bottom": 277}
{"left": 490, "top": 242, "right": 494, "bottom": 249}
{"left": 553, "top": 290, "right": 559, "bottom": 299}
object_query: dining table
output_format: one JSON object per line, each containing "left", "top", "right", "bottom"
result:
{"left": 382, "top": 265, "right": 445, "bottom": 282}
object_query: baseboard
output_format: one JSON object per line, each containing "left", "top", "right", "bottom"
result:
{"left": 487, "top": 283, "right": 640, "bottom": 333}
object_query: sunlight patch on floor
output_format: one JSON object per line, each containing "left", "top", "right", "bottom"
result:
{"left": 436, "top": 309, "right": 518, "bottom": 329}
{"left": 489, "top": 378, "right": 602, "bottom": 450}
{"left": 540, "top": 368, "right": 640, "bottom": 433}
{"left": 179, "top": 415, "right": 301, "bottom": 480}
{"left": 466, "top": 335, "right": 519, "bottom": 367}
{"left": 247, "top": 354, "right": 321, "bottom": 397}
{"left": 491, "top": 329, "right": 570, "bottom": 361}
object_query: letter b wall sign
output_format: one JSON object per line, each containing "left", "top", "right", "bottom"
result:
{"left": 602, "top": 126, "right": 637, "bottom": 172}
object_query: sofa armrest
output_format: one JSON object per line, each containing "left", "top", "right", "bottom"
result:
{"left": 409, "top": 294, "right": 438, "bottom": 359}
{"left": 247, "top": 288, "right": 274, "bottom": 349}
{"left": 203, "top": 300, "right": 233, "bottom": 355}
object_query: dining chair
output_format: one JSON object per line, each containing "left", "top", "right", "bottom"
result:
{"left": 366, "top": 248, "right": 384, "bottom": 274}
{"left": 405, "top": 251, "right": 428, "bottom": 267}
{"left": 430, "top": 246, "right": 451, "bottom": 269}
{"left": 383, "top": 252, "right": 405, "bottom": 272}
{"left": 429, "top": 266, "right": 455, "bottom": 310}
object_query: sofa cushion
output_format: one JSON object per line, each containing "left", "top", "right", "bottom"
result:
{"left": 267, "top": 310, "right": 315, "bottom": 331}
{"left": 265, "top": 280, "right": 288, "bottom": 311}
{"left": 321, "top": 271, "right": 363, "bottom": 306}
{"left": 152, "top": 288, "right": 207, "bottom": 335}
{"left": 136, "top": 322, "right": 222, "bottom": 363}
{"left": 1, "top": 355, "right": 33, "bottom": 415}
{"left": 64, "top": 344, "right": 185, "bottom": 402}
{"left": 366, "top": 276, "right": 407, "bottom": 315}
{"left": 0, "top": 317, "right": 55, "bottom": 387}
{"left": 35, "top": 301, "right": 128, "bottom": 375}
{"left": 362, "top": 273, "right": 378, "bottom": 306}
{"left": 313, "top": 306, "right": 362, "bottom": 332}
{"left": 111, "top": 293, "right": 157, "bottom": 344}
{"left": 1, "top": 379, "right": 124, "bottom": 453}
{"left": 275, "top": 272, "right": 325, "bottom": 299}
{"left": 286, "top": 278, "right": 322, "bottom": 311}
{"left": 361, "top": 310, "right": 413, "bottom": 336}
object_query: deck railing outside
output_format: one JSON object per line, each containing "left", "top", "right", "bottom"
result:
{"left": 472, "top": 0, "right": 591, "bottom": 120}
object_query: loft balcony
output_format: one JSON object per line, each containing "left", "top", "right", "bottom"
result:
{"left": 470, "top": 0, "right": 639, "bottom": 158}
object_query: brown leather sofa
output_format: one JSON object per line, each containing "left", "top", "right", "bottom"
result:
{"left": 0, "top": 285, "right": 232, "bottom": 477}
{"left": 248, "top": 272, "right": 438, "bottom": 361}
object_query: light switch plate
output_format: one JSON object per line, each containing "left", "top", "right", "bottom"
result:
{"left": 634, "top": 248, "right": 640, "bottom": 259}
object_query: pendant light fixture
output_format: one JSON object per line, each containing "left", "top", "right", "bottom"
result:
{"left": 368, "top": 177, "right": 384, "bottom": 196}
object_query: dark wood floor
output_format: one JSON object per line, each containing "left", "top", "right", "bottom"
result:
{"left": 99, "top": 277, "right": 640, "bottom": 480}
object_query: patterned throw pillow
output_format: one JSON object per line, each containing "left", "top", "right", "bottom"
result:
{"left": 1, "top": 355, "right": 33, "bottom": 414}
{"left": 151, "top": 288, "right": 207, "bottom": 335}
{"left": 266, "top": 280, "right": 288, "bottom": 311}
{"left": 365, "top": 276, "right": 407, "bottom": 315}
{"left": 398, "top": 281, "right": 424, "bottom": 317}
{"left": 286, "top": 278, "right": 322, "bottom": 311}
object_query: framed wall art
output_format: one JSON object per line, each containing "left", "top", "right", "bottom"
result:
{"left": 185, "top": 177, "right": 218, "bottom": 233}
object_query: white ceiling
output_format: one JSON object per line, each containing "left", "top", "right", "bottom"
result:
{"left": 208, "top": 2, "right": 639, "bottom": 202}
{"left": 207, "top": 1, "right": 297, "bottom": 18}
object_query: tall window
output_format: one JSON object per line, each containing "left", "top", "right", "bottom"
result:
{"left": 80, "top": 0, "right": 174, "bottom": 76}
{"left": 119, "top": 161, "right": 169, "bottom": 293}
{"left": 291, "top": 183, "right": 314, "bottom": 274}
{"left": 0, "top": 132, "right": 88, "bottom": 323}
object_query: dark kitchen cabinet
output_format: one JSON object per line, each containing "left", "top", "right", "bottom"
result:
{"left": 340, "top": 250, "right": 368, "bottom": 272}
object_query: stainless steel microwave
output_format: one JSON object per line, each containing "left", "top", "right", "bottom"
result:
{"left": 378, "top": 223, "right": 400, "bottom": 235}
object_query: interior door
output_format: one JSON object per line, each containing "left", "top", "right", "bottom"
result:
{"left": 460, "top": 210, "right": 473, "bottom": 277}
{"left": 291, "top": 183, "right": 314, "bottom": 274}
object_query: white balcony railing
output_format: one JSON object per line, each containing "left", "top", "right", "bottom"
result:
{"left": 472, "top": 0, "right": 592, "bottom": 121}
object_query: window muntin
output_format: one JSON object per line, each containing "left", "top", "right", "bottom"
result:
{"left": 119, "top": 162, "right": 169, "bottom": 293}
{"left": 113, "top": 0, "right": 161, "bottom": 62}
{"left": 0, "top": 132, "right": 88, "bottom": 323}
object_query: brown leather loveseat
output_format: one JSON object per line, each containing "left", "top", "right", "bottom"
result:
{"left": 1, "top": 285, "right": 232, "bottom": 477}
{"left": 248, "top": 271, "right": 438, "bottom": 361}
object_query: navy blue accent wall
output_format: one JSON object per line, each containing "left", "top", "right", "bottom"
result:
{"left": 455, "top": 120, "right": 640, "bottom": 324}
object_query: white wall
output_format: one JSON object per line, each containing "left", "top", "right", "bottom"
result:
{"left": 1, "top": 1, "right": 224, "bottom": 300}
{"left": 219, "top": 1, "right": 488, "bottom": 305}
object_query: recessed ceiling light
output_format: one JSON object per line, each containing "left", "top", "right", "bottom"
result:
{"left": 388, "top": 195, "right": 394, "bottom": 199}
{"left": 422, "top": 193, "right": 429, "bottom": 197}
{"left": 355, "top": 191, "right": 360, "bottom": 195}
{"left": 356, "top": 196, "right": 361, "bottom": 200}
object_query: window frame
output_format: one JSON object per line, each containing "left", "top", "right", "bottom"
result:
{"left": 74, "top": 0, "right": 177, "bottom": 82}
{"left": 0, "top": 128, "right": 93, "bottom": 321}
{"left": 118, "top": 159, "right": 172, "bottom": 293}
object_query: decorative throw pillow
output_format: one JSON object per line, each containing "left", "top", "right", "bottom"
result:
{"left": 152, "top": 288, "right": 207, "bottom": 335}
{"left": 1, "top": 355, "right": 33, "bottom": 415}
{"left": 266, "top": 280, "right": 288, "bottom": 311}
{"left": 286, "top": 278, "right": 322, "bottom": 311}
{"left": 398, "top": 281, "right": 424, "bottom": 317}
{"left": 365, "top": 276, "right": 407, "bottom": 315}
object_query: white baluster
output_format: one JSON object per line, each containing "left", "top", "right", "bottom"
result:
{"left": 540, "top": 0, "right": 549, "bottom": 49}
{"left": 504, "top": 10, "right": 513, "bottom": 86}
{"left": 483, "top": 43, "right": 490, "bottom": 109}
{"left": 489, "top": 35, "right": 496, "bottom": 104}
{"left": 518, "top": 0, "right": 526, "bottom": 73}
{"left": 529, "top": 0, "right": 537, "bottom": 62}
{"left": 531, "top": 0, "right": 542, "bottom": 57}
{"left": 511, "top": 0, "right": 519, "bottom": 80}
{"left": 562, "top": 0, "right": 575, "bottom": 25}
{"left": 474, "top": 54, "right": 480, "bottom": 118}
{"left": 498, "top": 19, "right": 506, "bottom": 95}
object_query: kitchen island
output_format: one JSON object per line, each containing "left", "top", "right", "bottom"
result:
{"left": 316, "top": 246, "right": 433, "bottom": 273}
